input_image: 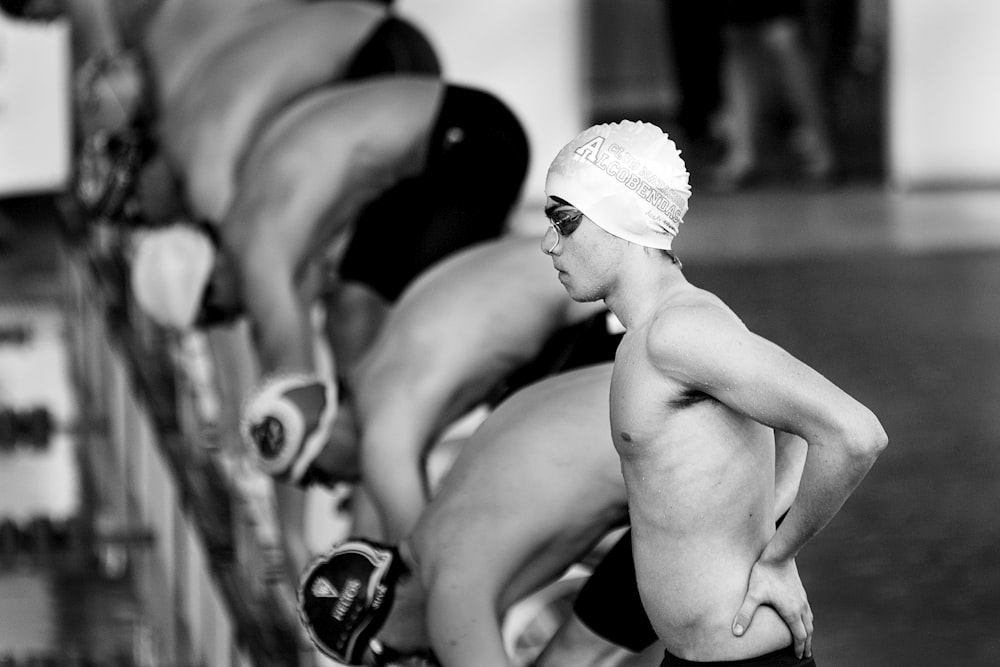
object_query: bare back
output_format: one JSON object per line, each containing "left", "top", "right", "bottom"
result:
{"left": 350, "top": 235, "right": 606, "bottom": 431}
{"left": 409, "top": 363, "right": 627, "bottom": 667}
{"left": 611, "top": 286, "right": 793, "bottom": 661}
{"left": 161, "top": 1, "right": 388, "bottom": 221}
{"left": 145, "top": 0, "right": 297, "bottom": 110}
{"left": 223, "top": 76, "right": 444, "bottom": 275}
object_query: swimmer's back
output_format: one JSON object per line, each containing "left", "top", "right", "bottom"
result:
{"left": 375, "top": 235, "right": 601, "bottom": 347}
{"left": 228, "top": 76, "right": 445, "bottom": 264}
{"left": 415, "top": 363, "right": 625, "bottom": 607}
{"left": 146, "top": 0, "right": 297, "bottom": 109}
{"left": 350, "top": 236, "right": 604, "bottom": 400}
{"left": 163, "top": 1, "right": 389, "bottom": 219}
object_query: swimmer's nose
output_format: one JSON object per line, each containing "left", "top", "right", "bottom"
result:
{"left": 542, "top": 225, "right": 560, "bottom": 255}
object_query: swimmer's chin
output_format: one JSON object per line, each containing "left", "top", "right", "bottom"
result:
{"left": 558, "top": 279, "right": 602, "bottom": 304}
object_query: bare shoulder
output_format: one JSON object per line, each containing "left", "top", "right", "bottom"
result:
{"left": 645, "top": 289, "right": 751, "bottom": 375}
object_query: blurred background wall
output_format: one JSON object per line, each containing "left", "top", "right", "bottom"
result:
{"left": 11, "top": 0, "right": 1000, "bottom": 202}
{"left": 396, "top": 0, "right": 896, "bottom": 229}
{"left": 889, "top": 0, "right": 1000, "bottom": 189}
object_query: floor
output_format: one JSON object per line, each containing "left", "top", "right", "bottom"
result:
{"left": 2, "top": 179, "right": 1000, "bottom": 665}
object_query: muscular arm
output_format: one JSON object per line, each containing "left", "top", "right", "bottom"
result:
{"left": 232, "top": 240, "right": 317, "bottom": 578}
{"left": 425, "top": 576, "right": 512, "bottom": 667}
{"left": 221, "top": 79, "right": 442, "bottom": 377}
{"left": 236, "top": 244, "right": 316, "bottom": 377}
{"left": 651, "top": 307, "right": 887, "bottom": 561}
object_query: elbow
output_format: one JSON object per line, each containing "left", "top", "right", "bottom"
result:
{"left": 845, "top": 408, "right": 889, "bottom": 465}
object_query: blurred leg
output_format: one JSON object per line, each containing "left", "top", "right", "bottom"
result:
{"left": 763, "top": 18, "right": 836, "bottom": 181}
{"left": 713, "top": 26, "right": 761, "bottom": 189}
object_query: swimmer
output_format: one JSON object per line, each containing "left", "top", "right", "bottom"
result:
{"left": 297, "top": 363, "right": 809, "bottom": 667}
{"left": 131, "top": 76, "right": 525, "bottom": 574}
{"left": 159, "top": 0, "right": 438, "bottom": 222}
{"left": 131, "top": 74, "right": 528, "bottom": 377}
{"left": 240, "top": 234, "right": 610, "bottom": 577}
{"left": 72, "top": 0, "right": 293, "bottom": 224}
{"left": 538, "top": 423, "right": 809, "bottom": 666}
{"left": 540, "top": 120, "right": 887, "bottom": 665}
{"left": 143, "top": 0, "right": 297, "bottom": 111}
{"left": 78, "top": 0, "right": 294, "bottom": 136}
{"left": 331, "top": 234, "right": 607, "bottom": 541}
{"left": 77, "top": 0, "right": 438, "bottom": 225}
{"left": 298, "top": 363, "right": 627, "bottom": 666}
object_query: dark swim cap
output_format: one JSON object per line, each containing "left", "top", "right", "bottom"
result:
{"left": 298, "top": 538, "right": 406, "bottom": 664}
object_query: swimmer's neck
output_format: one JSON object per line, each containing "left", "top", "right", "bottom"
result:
{"left": 603, "top": 257, "right": 687, "bottom": 330}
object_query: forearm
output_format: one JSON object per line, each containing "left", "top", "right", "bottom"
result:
{"left": 764, "top": 426, "right": 886, "bottom": 562}
{"left": 273, "top": 482, "right": 310, "bottom": 580}
{"left": 242, "top": 268, "right": 315, "bottom": 376}
{"left": 426, "top": 583, "right": 511, "bottom": 667}
{"left": 360, "top": 439, "right": 429, "bottom": 542}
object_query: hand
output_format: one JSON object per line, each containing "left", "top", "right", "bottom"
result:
{"left": 732, "top": 557, "right": 813, "bottom": 659}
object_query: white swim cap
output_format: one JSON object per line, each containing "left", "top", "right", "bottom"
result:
{"left": 130, "top": 223, "right": 215, "bottom": 330}
{"left": 545, "top": 120, "right": 691, "bottom": 250}
{"left": 240, "top": 373, "right": 339, "bottom": 485}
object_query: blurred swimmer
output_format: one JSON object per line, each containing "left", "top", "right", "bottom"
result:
{"left": 131, "top": 75, "right": 527, "bottom": 376}
{"left": 299, "top": 363, "right": 626, "bottom": 666}
{"left": 241, "top": 235, "right": 611, "bottom": 543}
{"left": 159, "top": 0, "right": 439, "bottom": 222}
{"left": 77, "top": 0, "right": 437, "bottom": 226}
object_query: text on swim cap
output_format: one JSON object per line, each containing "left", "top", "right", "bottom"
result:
{"left": 333, "top": 578, "right": 361, "bottom": 621}
{"left": 573, "top": 136, "right": 686, "bottom": 233}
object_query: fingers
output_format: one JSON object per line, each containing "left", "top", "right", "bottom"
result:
{"left": 804, "top": 606, "right": 814, "bottom": 658}
{"left": 731, "top": 595, "right": 758, "bottom": 637}
{"left": 783, "top": 604, "right": 814, "bottom": 659}
{"left": 786, "top": 612, "right": 807, "bottom": 659}
{"left": 734, "top": 594, "right": 814, "bottom": 660}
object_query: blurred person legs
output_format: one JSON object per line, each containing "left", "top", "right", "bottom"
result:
{"left": 663, "top": 0, "right": 724, "bottom": 163}
{"left": 712, "top": 0, "right": 836, "bottom": 191}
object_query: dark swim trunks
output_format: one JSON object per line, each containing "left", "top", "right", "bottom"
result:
{"left": 338, "top": 83, "right": 529, "bottom": 301}
{"left": 342, "top": 15, "right": 441, "bottom": 79}
{"left": 721, "top": 0, "right": 803, "bottom": 25}
{"left": 573, "top": 528, "right": 658, "bottom": 652}
{"left": 661, "top": 645, "right": 816, "bottom": 667}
